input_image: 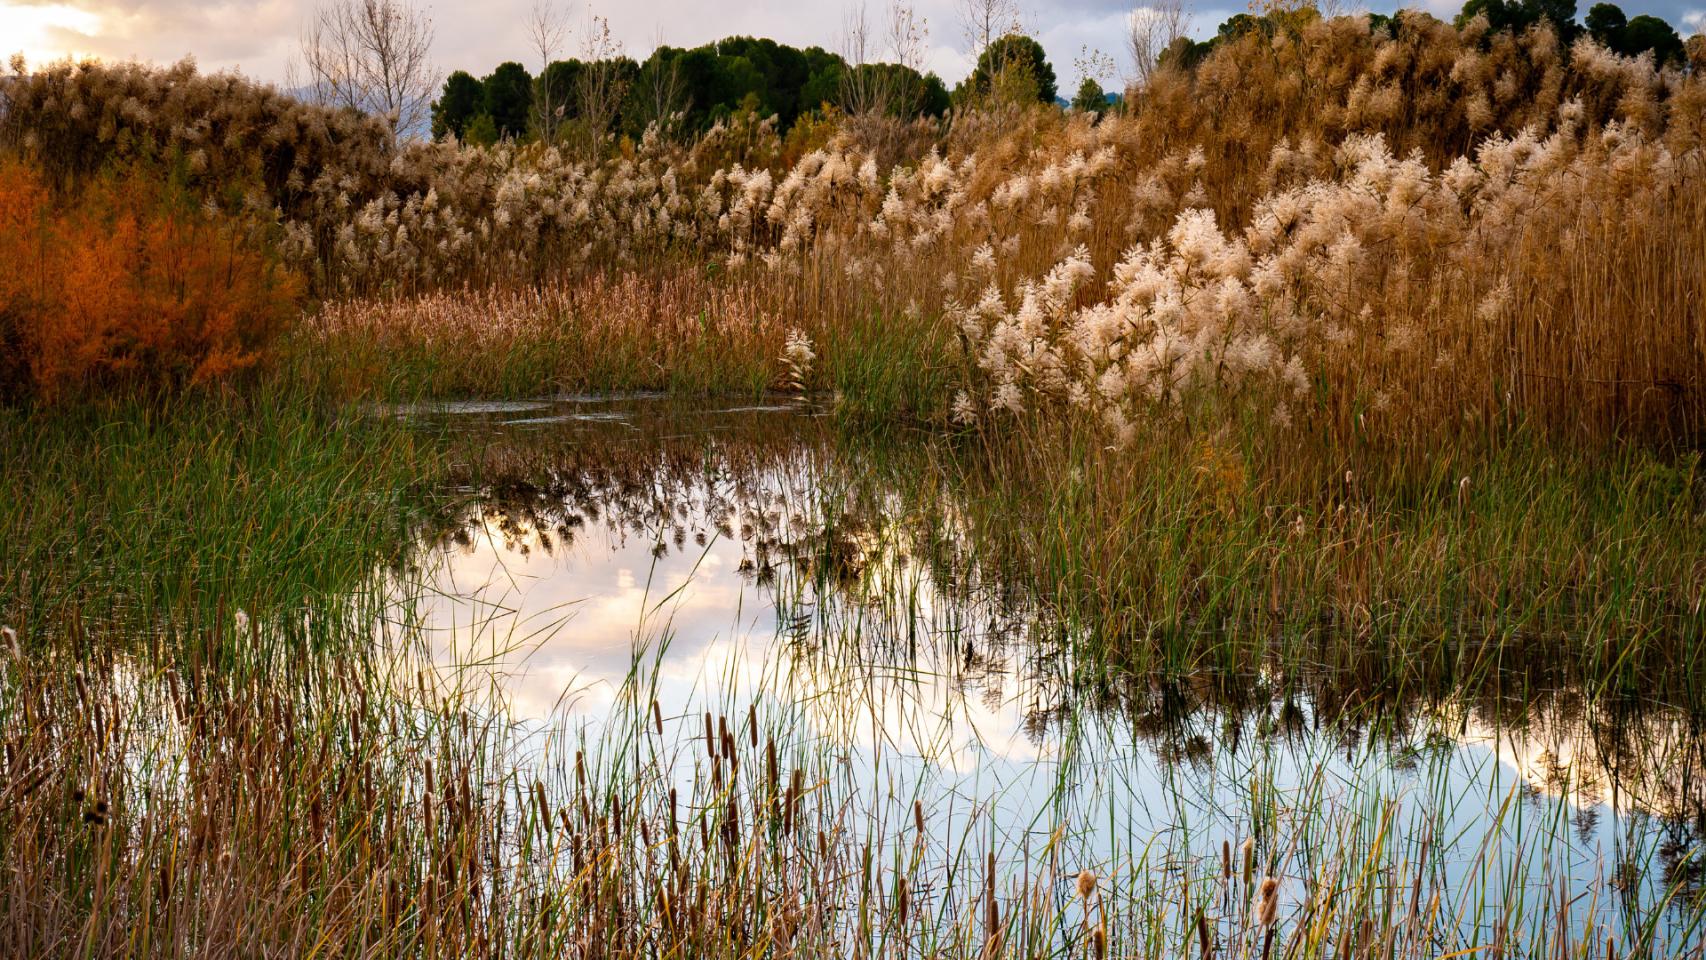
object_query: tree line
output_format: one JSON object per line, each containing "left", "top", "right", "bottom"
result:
{"left": 432, "top": 36, "right": 949, "bottom": 143}
{"left": 431, "top": 0, "right": 1696, "bottom": 145}
{"left": 1162, "top": 0, "right": 1691, "bottom": 72}
{"left": 430, "top": 33, "right": 1069, "bottom": 143}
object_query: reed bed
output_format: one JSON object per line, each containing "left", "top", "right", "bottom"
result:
{"left": 0, "top": 393, "right": 443, "bottom": 633}
{"left": 2, "top": 398, "right": 1704, "bottom": 958}
{"left": 9, "top": 20, "right": 1704, "bottom": 447}
{"left": 300, "top": 272, "right": 791, "bottom": 400}
{"left": 4, "top": 598, "right": 1705, "bottom": 959}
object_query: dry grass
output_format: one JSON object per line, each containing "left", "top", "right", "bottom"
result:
{"left": 6, "top": 617, "right": 1702, "bottom": 959}
{"left": 8, "top": 21, "right": 1703, "bottom": 447}
{"left": 300, "top": 270, "right": 793, "bottom": 398}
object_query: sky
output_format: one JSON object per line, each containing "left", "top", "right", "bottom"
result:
{"left": 2, "top": 0, "right": 1702, "bottom": 94}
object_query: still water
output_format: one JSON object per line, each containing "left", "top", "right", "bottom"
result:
{"left": 378, "top": 395, "right": 1706, "bottom": 950}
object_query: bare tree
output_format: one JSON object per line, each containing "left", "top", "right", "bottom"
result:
{"left": 841, "top": 1, "right": 928, "bottom": 118}
{"left": 1127, "top": 0, "right": 1190, "bottom": 90}
{"left": 636, "top": 27, "right": 688, "bottom": 134}
{"left": 529, "top": 0, "right": 569, "bottom": 142}
{"left": 574, "top": 9, "right": 629, "bottom": 154}
{"left": 887, "top": 0, "right": 928, "bottom": 114}
{"left": 840, "top": 3, "right": 886, "bottom": 116}
{"left": 888, "top": 1, "right": 928, "bottom": 72}
{"left": 957, "top": 0, "right": 1020, "bottom": 60}
{"left": 299, "top": 0, "right": 437, "bottom": 138}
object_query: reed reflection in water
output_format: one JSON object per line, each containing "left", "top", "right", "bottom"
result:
{"left": 385, "top": 396, "right": 1706, "bottom": 951}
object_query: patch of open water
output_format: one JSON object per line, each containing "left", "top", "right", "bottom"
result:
{"left": 382, "top": 395, "right": 1706, "bottom": 950}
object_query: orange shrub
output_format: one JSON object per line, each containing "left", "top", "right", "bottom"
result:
{"left": 0, "top": 158, "right": 302, "bottom": 402}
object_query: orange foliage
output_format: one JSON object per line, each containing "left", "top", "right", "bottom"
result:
{"left": 0, "top": 158, "right": 302, "bottom": 402}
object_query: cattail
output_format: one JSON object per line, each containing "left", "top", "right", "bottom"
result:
{"left": 913, "top": 799, "right": 926, "bottom": 840}
{"left": 785, "top": 768, "right": 803, "bottom": 835}
{"left": 1240, "top": 838, "right": 1255, "bottom": 889}
{"left": 1256, "top": 877, "right": 1279, "bottom": 927}
{"left": 766, "top": 737, "right": 778, "bottom": 804}
{"left": 1091, "top": 922, "right": 1107, "bottom": 960}
{"left": 1077, "top": 869, "right": 1097, "bottom": 900}
{"left": 1254, "top": 876, "right": 1281, "bottom": 960}
{"left": 1197, "top": 908, "right": 1213, "bottom": 960}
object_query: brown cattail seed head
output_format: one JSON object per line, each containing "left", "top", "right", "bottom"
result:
{"left": 1257, "top": 876, "right": 1280, "bottom": 927}
{"left": 1092, "top": 922, "right": 1107, "bottom": 960}
{"left": 1077, "top": 869, "right": 1097, "bottom": 900}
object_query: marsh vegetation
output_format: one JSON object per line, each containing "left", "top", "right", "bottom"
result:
{"left": 3, "top": 3, "right": 1706, "bottom": 956}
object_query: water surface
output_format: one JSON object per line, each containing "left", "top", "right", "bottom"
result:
{"left": 383, "top": 395, "right": 1706, "bottom": 949}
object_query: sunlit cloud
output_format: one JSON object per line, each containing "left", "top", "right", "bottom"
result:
{"left": 2, "top": 0, "right": 300, "bottom": 78}
{"left": 0, "top": 1, "right": 104, "bottom": 64}
{"left": 1, "top": 0, "right": 1699, "bottom": 89}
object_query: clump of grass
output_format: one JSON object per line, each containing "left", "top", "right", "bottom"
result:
{"left": 948, "top": 414, "right": 1706, "bottom": 694}
{"left": 298, "top": 270, "right": 792, "bottom": 401}
{"left": 0, "top": 391, "right": 441, "bottom": 636}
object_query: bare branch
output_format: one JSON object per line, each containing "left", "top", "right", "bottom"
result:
{"left": 529, "top": 0, "right": 569, "bottom": 142}
{"left": 1127, "top": 0, "right": 1189, "bottom": 90}
{"left": 299, "top": 0, "right": 437, "bottom": 139}
{"left": 843, "top": 1, "right": 928, "bottom": 118}
{"left": 573, "top": 8, "right": 628, "bottom": 155}
{"left": 637, "top": 27, "right": 688, "bottom": 136}
{"left": 957, "top": 0, "right": 1019, "bottom": 60}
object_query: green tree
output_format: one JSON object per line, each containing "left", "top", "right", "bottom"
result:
{"left": 1157, "top": 34, "right": 1216, "bottom": 72}
{"left": 1624, "top": 15, "right": 1678, "bottom": 63}
{"left": 963, "top": 34, "right": 1058, "bottom": 105}
{"left": 1621, "top": 15, "right": 1684, "bottom": 63}
{"left": 482, "top": 62, "right": 534, "bottom": 140}
{"left": 1456, "top": 0, "right": 1580, "bottom": 40}
{"left": 450, "top": 34, "right": 951, "bottom": 140}
{"left": 537, "top": 60, "right": 585, "bottom": 131}
{"left": 798, "top": 57, "right": 844, "bottom": 116}
{"left": 919, "top": 73, "right": 951, "bottom": 116}
{"left": 1071, "top": 77, "right": 1106, "bottom": 112}
{"left": 1581, "top": 3, "right": 1684, "bottom": 62}
{"left": 463, "top": 113, "right": 499, "bottom": 146}
{"left": 842, "top": 62, "right": 946, "bottom": 117}
{"left": 430, "top": 71, "right": 485, "bottom": 140}
{"left": 1585, "top": 1, "right": 1627, "bottom": 45}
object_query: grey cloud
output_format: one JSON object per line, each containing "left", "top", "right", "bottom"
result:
{"left": 9, "top": 0, "right": 1701, "bottom": 92}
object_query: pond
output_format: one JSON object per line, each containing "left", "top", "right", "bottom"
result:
{"left": 372, "top": 395, "right": 1706, "bottom": 953}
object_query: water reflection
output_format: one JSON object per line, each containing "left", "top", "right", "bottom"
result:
{"left": 386, "top": 395, "right": 1706, "bottom": 947}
